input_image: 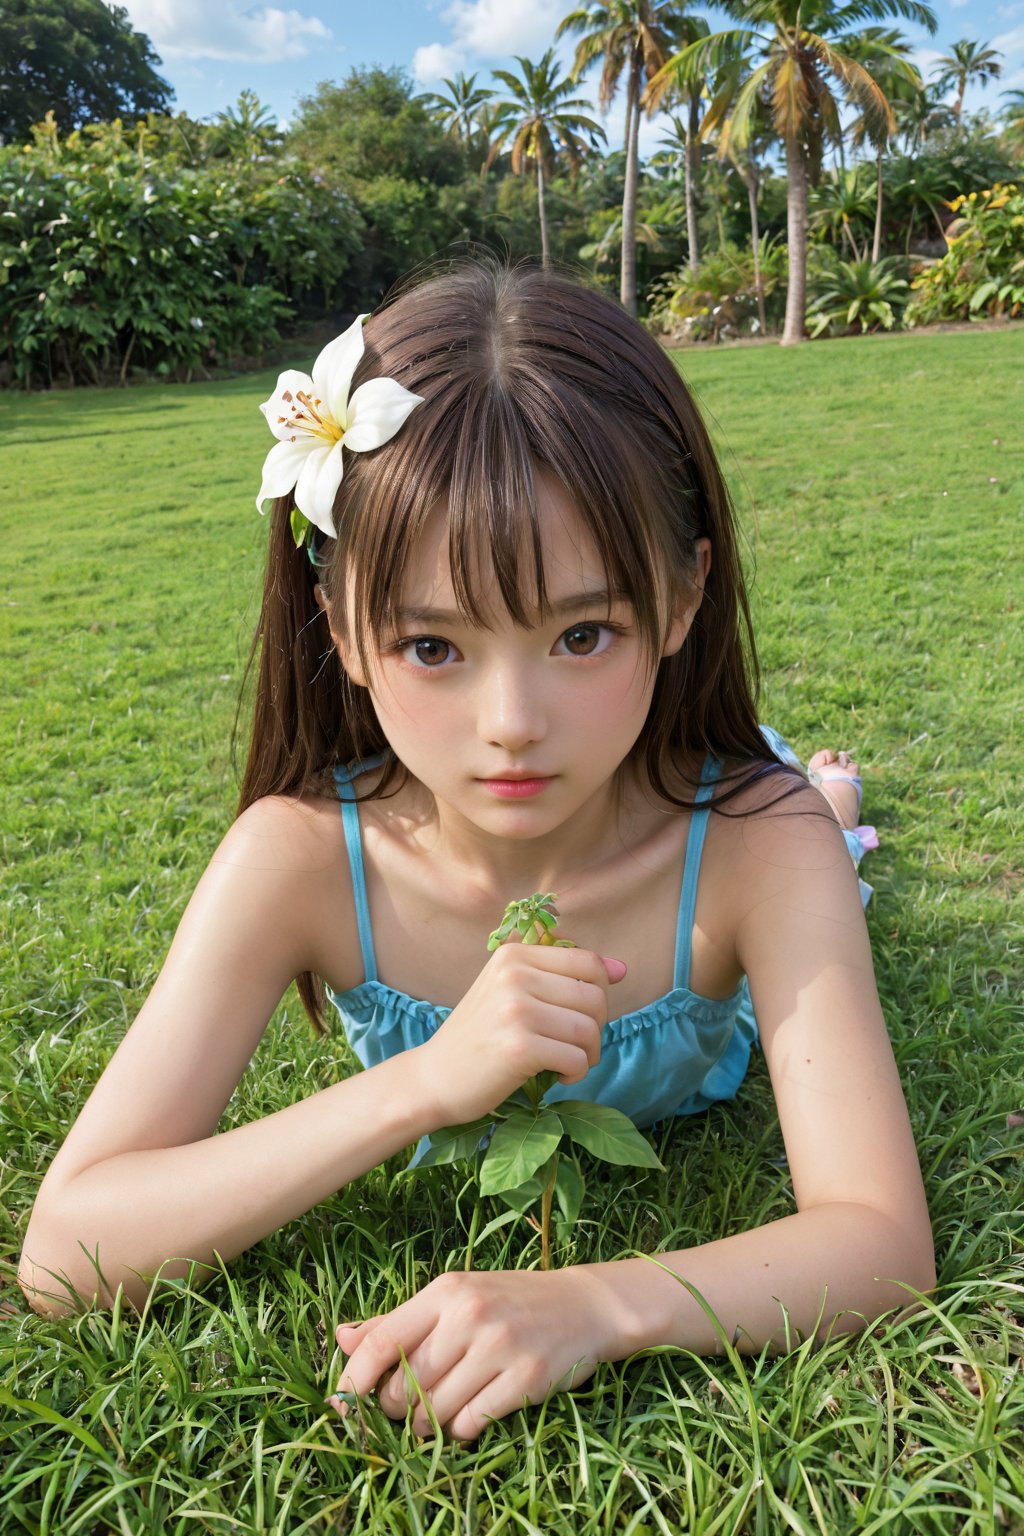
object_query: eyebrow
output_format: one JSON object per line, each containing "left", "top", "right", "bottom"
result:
{"left": 394, "top": 590, "right": 629, "bottom": 627}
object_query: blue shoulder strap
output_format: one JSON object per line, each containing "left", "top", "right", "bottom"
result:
{"left": 673, "top": 753, "right": 724, "bottom": 990}
{"left": 332, "top": 755, "right": 387, "bottom": 984}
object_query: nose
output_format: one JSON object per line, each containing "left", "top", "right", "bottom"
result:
{"left": 476, "top": 659, "right": 547, "bottom": 753}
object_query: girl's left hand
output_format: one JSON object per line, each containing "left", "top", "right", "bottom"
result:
{"left": 327, "top": 1268, "right": 608, "bottom": 1442}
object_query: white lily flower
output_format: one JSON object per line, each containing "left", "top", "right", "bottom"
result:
{"left": 256, "top": 313, "right": 424, "bottom": 539}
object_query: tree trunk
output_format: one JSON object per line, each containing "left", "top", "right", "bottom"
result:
{"left": 537, "top": 157, "right": 550, "bottom": 269}
{"left": 782, "top": 133, "right": 808, "bottom": 345}
{"left": 872, "top": 143, "right": 884, "bottom": 264}
{"left": 746, "top": 161, "right": 766, "bottom": 334}
{"left": 620, "top": 60, "right": 640, "bottom": 316}
{"left": 685, "top": 91, "right": 701, "bottom": 274}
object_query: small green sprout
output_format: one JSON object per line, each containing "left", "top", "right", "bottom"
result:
{"left": 408, "top": 892, "right": 665, "bottom": 1270}
{"left": 486, "top": 893, "right": 576, "bottom": 950}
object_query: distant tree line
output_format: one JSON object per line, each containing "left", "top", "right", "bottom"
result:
{"left": 0, "top": 0, "right": 1021, "bottom": 385}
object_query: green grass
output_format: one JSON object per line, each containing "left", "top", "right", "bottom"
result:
{"left": 2, "top": 327, "right": 1022, "bottom": 1533}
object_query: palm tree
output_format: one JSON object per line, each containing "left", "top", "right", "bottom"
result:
{"left": 650, "top": 112, "right": 703, "bottom": 271}
{"left": 420, "top": 71, "right": 494, "bottom": 161}
{"left": 642, "top": 15, "right": 711, "bottom": 273}
{"left": 650, "top": 0, "right": 937, "bottom": 345}
{"left": 669, "top": 41, "right": 775, "bottom": 326}
{"left": 556, "top": 0, "right": 680, "bottom": 315}
{"left": 486, "top": 51, "right": 606, "bottom": 268}
{"left": 209, "top": 89, "right": 281, "bottom": 161}
{"left": 932, "top": 39, "right": 1003, "bottom": 126}
{"left": 844, "top": 28, "right": 923, "bottom": 261}
{"left": 999, "top": 88, "right": 1024, "bottom": 158}
{"left": 892, "top": 86, "right": 955, "bottom": 152}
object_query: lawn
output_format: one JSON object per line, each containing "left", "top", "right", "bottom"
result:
{"left": 1, "top": 326, "right": 1022, "bottom": 1533}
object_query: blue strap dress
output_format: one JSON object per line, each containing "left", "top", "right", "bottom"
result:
{"left": 323, "top": 729, "right": 872, "bottom": 1160}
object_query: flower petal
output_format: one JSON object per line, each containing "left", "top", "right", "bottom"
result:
{"left": 343, "top": 378, "right": 425, "bottom": 453}
{"left": 259, "top": 370, "right": 315, "bottom": 441}
{"left": 257, "top": 438, "right": 312, "bottom": 512}
{"left": 295, "top": 439, "right": 344, "bottom": 538}
{"left": 313, "top": 315, "right": 370, "bottom": 430}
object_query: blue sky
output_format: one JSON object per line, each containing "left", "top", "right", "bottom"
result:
{"left": 120, "top": 0, "right": 1023, "bottom": 156}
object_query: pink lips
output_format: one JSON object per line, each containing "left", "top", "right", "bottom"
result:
{"left": 480, "top": 777, "right": 553, "bottom": 798}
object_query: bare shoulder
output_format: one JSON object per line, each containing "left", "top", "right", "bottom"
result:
{"left": 203, "top": 787, "right": 362, "bottom": 992}
{"left": 215, "top": 788, "right": 344, "bottom": 875}
{"left": 709, "top": 767, "right": 853, "bottom": 884}
{"left": 696, "top": 765, "right": 866, "bottom": 975}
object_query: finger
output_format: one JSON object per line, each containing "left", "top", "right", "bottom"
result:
{"left": 336, "top": 1313, "right": 434, "bottom": 1401}
{"left": 336, "top": 1316, "right": 382, "bottom": 1347}
{"left": 375, "top": 1328, "right": 468, "bottom": 1419}
{"left": 538, "top": 972, "right": 609, "bottom": 1025}
{"left": 535, "top": 1020, "right": 600, "bottom": 1083}
{"left": 509, "top": 944, "right": 617, "bottom": 988}
{"left": 444, "top": 1355, "right": 599, "bottom": 1443}
{"left": 407, "top": 1359, "right": 505, "bottom": 1441}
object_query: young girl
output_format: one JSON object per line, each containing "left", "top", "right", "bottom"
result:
{"left": 19, "top": 259, "right": 934, "bottom": 1445}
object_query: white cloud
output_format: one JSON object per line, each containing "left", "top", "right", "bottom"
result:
{"left": 992, "top": 22, "right": 1024, "bottom": 58}
{"left": 413, "top": 41, "right": 468, "bottom": 85}
{"left": 442, "top": 0, "right": 564, "bottom": 61}
{"left": 907, "top": 44, "right": 945, "bottom": 87}
{"left": 121, "top": 0, "right": 331, "bottom": 63}
{"left": 987, "top": 24, "right": 1024, "bottom": 94}
{"left": 950, "top": 0, "right": 969, "bottom": 9}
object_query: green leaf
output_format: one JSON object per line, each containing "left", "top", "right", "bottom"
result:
{"left": 289, "top": 506, "right": 312, "bottom": 547}
{"left": 969, "top": 280, "right": 997, "bottom": 312}
{"left": 495, "top": 1176, "right": 544, "bottom": 1213}
{"left": 399, "top": 1117, "right": 493, "bottom": 1172}
{"left": 479, "top": 1106, "right": 563, "bottom": 1195}
{"left": 0, "top": 1390, "right": 108, "bottom": 1459}
{"left": 554, "top": 1155, "right": 585, "bottom": 1227}
{"left": 555, "top": 1101, "right": 665, "bottom": 1170}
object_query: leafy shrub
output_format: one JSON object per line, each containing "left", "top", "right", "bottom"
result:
{"left": 0, "top": 116, "right": 361, "bottom": 387}
{"left": 905, "top": 183, "right": 1024, "bottom": 325}
{"left": 645, "top": 236, "right": 787, "bottom": 340}
{"left": 883, "top": 124, "right": 1018, "bottom": 254}
{"left": 807, "top": 252, "right": 911, "bottom": 337}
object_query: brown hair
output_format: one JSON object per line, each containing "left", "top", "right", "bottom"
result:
{"left": 238, "top": 256, "right": 799, "bottom": 1032}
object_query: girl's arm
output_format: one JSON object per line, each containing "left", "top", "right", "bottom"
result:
{"left": 570, "top": 787, "right": 936, "bottom": 1355}
{"left": 17, "top": 796, "right": 437, "bottom": 1317}
{"left": 333, "top": 790, "right": 936, "bottom": 1441}
{"left": 19, "top": 797, "right": 618, "bottom": 1319}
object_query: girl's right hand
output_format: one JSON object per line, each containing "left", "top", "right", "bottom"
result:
{"left": 414, "top": 941, "right": 627, "bottom": 1127}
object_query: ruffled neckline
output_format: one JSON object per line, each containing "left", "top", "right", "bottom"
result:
{"left": 326, "top": 974, "right": 744, "bottom": 1042}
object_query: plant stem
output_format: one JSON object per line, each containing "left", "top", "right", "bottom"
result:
{"left": 464, "top": 1199, "right": 481, "bottom": 1271}
{"left": 540, "top": 1151, "right": 559, "bottom": 1271}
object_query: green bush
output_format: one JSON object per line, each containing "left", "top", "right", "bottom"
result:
{"left": 645, "top": 236, "right": 787, "bottom": 340}
{"left": 0, "top": 116, "right": 361, "bottom": 387}
{"left": 807, "top": 252, "right": 911, "bottom": 337}
{"left": 906, "top": 182, "right": 1024, "bottom": 325}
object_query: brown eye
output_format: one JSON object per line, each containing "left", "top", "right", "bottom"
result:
{"left": 411, "top": 638, "right": 451, "bottom": 667}
{"left": 561, "top": 623, "right": 604, "bottom": 656}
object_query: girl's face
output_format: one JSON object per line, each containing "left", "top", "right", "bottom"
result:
{"left": 339, "top": 469, "right": 708, "bottom": 841}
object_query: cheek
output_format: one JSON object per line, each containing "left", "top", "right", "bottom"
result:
{"left": 366, "top": 675, "right": 450, "bottom": 747}
{"left": 571, "top": 659, "right": 654, "bottom": 725}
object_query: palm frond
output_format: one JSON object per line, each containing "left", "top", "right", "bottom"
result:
{"left": 805, "top": 31, "right": 896, "bottom": 136}
{"left": 771, "top": 53, "right": 812, "bottom": 141}
{"left": 646, "top": 28, "right": 761, "bottom": 109}
{"left": 833, "top": 0, "right": 937, "bottom": 36}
